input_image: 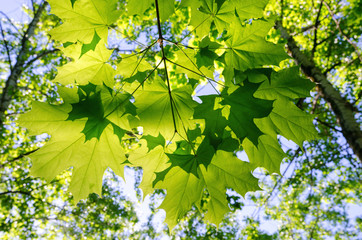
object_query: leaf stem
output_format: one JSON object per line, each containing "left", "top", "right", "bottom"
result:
{"left": 173, "top": 43, "right": 221, "bottom": 95}
{"left": 177, "top": 15, "right": 212, "bottom": 44}
{"left": 166, "top": 58, "right": 225, "bottom": 88}
{"left": 155, "top": 0, "right": 178, "bottom": 134}
{"left": 128, "top": 40, "right": 157, "bottom": 79}
{"left": 104, "top": 60, "right": 162, "bottom": 118}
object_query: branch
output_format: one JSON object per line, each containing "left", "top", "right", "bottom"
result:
{"left": 276, "top": 21, "right": 362, "bottom": 161}
{"left": 0, "top": 148, "right": 39, "bottom": 168}
{"left": 311, "top": 1, "right": 323, "bottom": 58}
{"left": 0, "top": 190, "right": 31, "bottom": 196}
{"left": 0, "top": 22, "right": 13, "bottom": 70}
{"left": 24, "top": 49, "right": 60, "bottom": 69}
{"left": 0, "top": 1, "right": 48, "bottom": 131}
{"left": 315, "top": 118, "right": 342, "bottom": 133}
{"left": 323, "top": 61, "right": 342, "bottom": 75}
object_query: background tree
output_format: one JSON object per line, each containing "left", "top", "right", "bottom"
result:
{"left": 245, "top": 0, "right": 362, "bottom": 238}
{"left": 0, "top": 0, "right": 361, "bottom": 239}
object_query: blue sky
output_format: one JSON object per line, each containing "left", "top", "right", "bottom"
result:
{"left": 0, "top": 0, "right": 30, "bottom": 21}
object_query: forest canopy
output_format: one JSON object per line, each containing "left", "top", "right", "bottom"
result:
{"left": 0, "top": 0, "right": 361, "bottom": 239}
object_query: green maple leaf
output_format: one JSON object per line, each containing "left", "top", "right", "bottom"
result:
{"left": 242, "top": 134, "right": 286, "bottom": 174}
{"left": 239, "top": 68, "right": 317, "bottom": 174}
{"left": 251, "top": 67, "right": 318, "bottom": 147}
{"left": 255, "top": 97, "right": 317, "bottom": 148}
{"left": 128, "top": 0, "right": 175, "bottom": 21}
{"left": 174, "top": 48, "right": 214, "bottom": 79}
{"left": 195, "top": 37, "right": 222, "bottom": 68}
{"left": 128, "top": 142, "right": 170, "bottom": 198}
{"left": 155, "top": 166, "right": 205, "bottom": 228}
{"left": 48, "top": 0, "right": 121, "bottom": 44}
{"left": 54, "top": 40, "right": 115, "bottom": 87}
{"left": 155, "top": 149, "right": 260, "bottom": 227}
{"left": 188, "top": 0, "right": 235, "bottom": 37}
{"left": 201, "top": 150, "right": 260, "bottom": 224}
{"left": 225, "top": 18, "right": 289, "bottom": 71}
{"left": 117, "top": 54, "right": 153, "bottom": 79}
{"left": 18, "top": 86, "right": 134, "bottom": 202}
{"left": 231, "top": 0, "right": 269, "bottom": 20}
{"left": 133, "top": 79, "right": 198, "bottom": 139}
{"left": 221, "top": 81, "right": 274, "bottom": 146}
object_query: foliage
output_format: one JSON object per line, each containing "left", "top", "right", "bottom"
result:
{"left": 0, "top": 0, "right": 361, "bottom": 238}
{"left": 15, "top": 0, "right": 319, "bottom": 228}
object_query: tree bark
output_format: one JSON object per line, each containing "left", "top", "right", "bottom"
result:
{"left": 275, "top": 21, "right": 362, "bottom": 162}
{"left": 0, "top": 1, "right": 48, "bottom": 131}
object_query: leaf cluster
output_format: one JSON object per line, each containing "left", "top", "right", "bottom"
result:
{"left": 18, "top": 0, "right": 317, "bottom": 227}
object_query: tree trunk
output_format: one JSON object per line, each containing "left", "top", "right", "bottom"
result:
{"left": 276, "top": 21, "right": 362, "bottom": 162}
{"left": 0, "top": 1, "right": 48, "bottom": 131}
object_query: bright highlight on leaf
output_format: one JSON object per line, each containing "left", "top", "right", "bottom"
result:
{"left": 47, "top": 0, "right": 121, "bottom": 45}
{"left": 18, "top": 0, "right": 318, "bottom": 229}
{"left": 54, "top": 40, "right": 115, "bottom": 87}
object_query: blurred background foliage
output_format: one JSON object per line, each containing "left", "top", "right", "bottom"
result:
{"left": 0, "top": 0, "right": 361, "bottom": 239}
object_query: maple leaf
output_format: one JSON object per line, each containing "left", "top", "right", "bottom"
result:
{"left": 133, "top": 79, "right": 198, "bottom": 139}
{"left": 128, "top": 142, "right": 169, "bottom": 198}
{"left": 242, "top": 67, "right": 317, "bottom": 173}
{"left": 48, "top": 0, "right": 121, "bottom": 44}
{"left": 18, "top": 85, "right": 133, "bottom": 202}
{"left": 188, "top": 0, "right": 235, "bottom": 37}
{"left": 127, "top": 0, "right": 175, "bottom": 21}
{"left": 221, "top": 81, "right": 274, "bottom": 146}
{"left": 154, "top": 149, "right": 260, "bottom": 227}
{"left": 117, "top": 54, "right": 153, "bottom": 79}
{"left": 231, "top": 0, "right": 269, "bottom": 20}
{"left": 225, "top": 18, "right": 289, "bottom": 71}
{"left": 251, "top": 67, "right": 318, "bottom": 147}
{"left": 54, "top": 40, "right": 115, "bottom": 87}
{"left": 155, "top": 165, "right": 204, "bottom": 228}
{"left": 200, "top": 150, "right": 260, "bottom": 224}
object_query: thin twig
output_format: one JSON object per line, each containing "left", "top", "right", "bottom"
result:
{"left": 173, "top": 43, "right": 221, "bottom": 95}
{"left": 0, "top": 22, "right": 13, "bottom": 70}
{"left": 0, "top": 148, "right": 39, "bottom": 168}
{"left": 0, "top": 190, "right": 31, "bottom": 196}
{"left": 166, "top": 58, "right": 225, "bottom": 88}
{"left": 323, "top": 1, "right": 362, "bottom": 62}
{"left": 177, "top": 15, "right": 212, "bottom": 44}
{"left": 315, "top": 118, "right": 342, "bottom": 132}
{"left": 0, "top": 11, "right": 20, "bottom": 33}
